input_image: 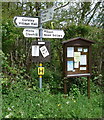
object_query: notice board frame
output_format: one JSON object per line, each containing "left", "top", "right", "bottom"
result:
{"left": 62, "top": 37, "right": 95, "bottom": 98}
{"left": 62, "top": 37, "right": 95, "bottom": 77}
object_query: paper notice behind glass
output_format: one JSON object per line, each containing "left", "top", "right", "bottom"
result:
{"left": 83, "top": 48, "right": 88, "bottom": 52}
{"left": 74, "top": 62, "right": 79, "bottom": 68}
{"left": 32, "top": 45, "right": 39, "bottom": 56}
{"left": 80, "top": 67, "right": 86, "bottom": 70}
{"left": 40, "top": 45, "right": 49, "bottom": 58}
{"left": 67, "top": 47, "right": 74, "bottom": 57}
{"left": 67, "top": 61, "right": 73, "bottom": 71}
{"left": 78, "top": 48, "right": 82, "bottom": 52}
{"left": 80, "top": 55, "right": 87, "bottom": 65}
{"left": 74, "top": 52, "right": 80, "bottom": 62}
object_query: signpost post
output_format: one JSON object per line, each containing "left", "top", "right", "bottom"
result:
{"left": 39, "top": 14, "right": 43, "bottom": 90}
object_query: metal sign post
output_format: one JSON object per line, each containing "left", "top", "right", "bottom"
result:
{"left": 39, "top": 15, "right": 43, "bottom": 90}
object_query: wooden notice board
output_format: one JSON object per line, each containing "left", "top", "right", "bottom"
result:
{"left": 62, "top": 37, "right": 95, "bottom": 78}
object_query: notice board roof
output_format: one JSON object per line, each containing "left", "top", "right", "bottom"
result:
{"left": 62, "top": 37, "right": 95, "bottom": 44}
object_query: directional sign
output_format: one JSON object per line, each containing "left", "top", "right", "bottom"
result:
{"left": 23, "top": 28, "right": 39, "bottom": 38}
{"left": 42, "top": 29, "right": 65, "bottom": 38}
{"left": 13, "top": 16, "right": 38, "bottom": 28}
{"left": 41, "top": 8, "right": 54, "bottom": 23}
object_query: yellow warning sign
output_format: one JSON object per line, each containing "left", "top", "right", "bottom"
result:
{"left": 38, "top": 67, "right": 44, "bottom": 75}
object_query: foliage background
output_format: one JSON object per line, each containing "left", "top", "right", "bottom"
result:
{"left": 1, "top": 2, "right": 104, "bottom": 119}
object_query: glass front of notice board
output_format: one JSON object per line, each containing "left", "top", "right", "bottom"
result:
{"left": 67, "top": 47, "right": 89, "bottom": 72}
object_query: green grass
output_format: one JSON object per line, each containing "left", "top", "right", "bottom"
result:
{"left": 2, "top": 83, "right": 103, "bottom": 119}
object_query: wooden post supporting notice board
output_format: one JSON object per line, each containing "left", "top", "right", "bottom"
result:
{"left": 87, "top": 76, "right": 90, "bottom": 99}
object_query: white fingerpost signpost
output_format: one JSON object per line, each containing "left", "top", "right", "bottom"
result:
{"left": 23, "top": 28, "right": 39, "bottom": 38}
{"left": 23, "top": 28, "right": 65, "bottom": 39}
{"left": 42, "top": 29, "right": 65, "bottom": 38}
{"left": 13, "top": 16, "right": 39, "bottom": 28}
{"left": 13, "top": 7, "right": 65, "bottom": 90}
{"left": 41, "top": 8, "right": 54, "bottom": 23}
